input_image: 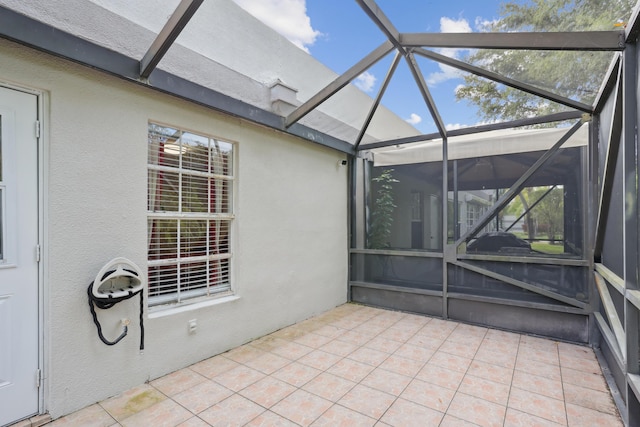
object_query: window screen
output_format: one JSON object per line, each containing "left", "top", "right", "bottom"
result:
{"left": 147, "top": 123, "right": 234, "bottom": 306}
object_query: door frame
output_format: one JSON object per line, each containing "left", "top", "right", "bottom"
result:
{"left": 1, "top": 81, "right": 47, "bottom": 419}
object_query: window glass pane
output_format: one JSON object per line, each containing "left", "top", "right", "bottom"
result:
{"left": 148, "top": 124, "right": 180, "bottom": 168}
{"left": 182, "top": 174, "right": 209, "bottom": 213}
{"left": 149, "top": 171, "right": 179, "bottom": 212}
{"left": 212, "top": 140, "right": 233, "bottom": 176}
{"left": 180, "top": 219, "right": 207, "bottom": 257}
{"left": 148, "top": 263, "right": 178, "bottom": 299}
{"left": 181, "top": 132, "right": 209, "bottom": 172}
{"left": 208, "top": 220, "right": 230, "bottom": 255}
{"left": 148, "top": 219, "right": 177, "bottom": 260}
{"left": 211, "top": 178, "right": 232, "bottom": 214}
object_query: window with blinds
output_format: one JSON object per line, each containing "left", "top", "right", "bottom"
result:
{"left": 147, "top": 123, "right": 234, "bottom": 306}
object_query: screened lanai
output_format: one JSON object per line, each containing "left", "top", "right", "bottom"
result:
{"left": 2, "top": 0, "right": 640, "bottom": 425}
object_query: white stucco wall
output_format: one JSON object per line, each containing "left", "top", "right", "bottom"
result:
{"left": 0, "top": 38, "right": 348, "bottom": 418}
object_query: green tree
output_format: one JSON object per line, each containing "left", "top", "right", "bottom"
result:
{"left": 368, "top": 169, "right": 399, "bottom": 249}
{"left": 456, "top": 0, "right": 635, "bottom": 122}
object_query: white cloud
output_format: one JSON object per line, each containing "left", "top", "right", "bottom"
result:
{"left": 354, "top": 71, "right": 376, "bottom": 93}
{"left": 426, "top": 17, "right": 472, "bottom": 86}
{"left": 406, "top": 113, "right": 422, "bottom": 125}
{"left": 233, "top": 0, "right": 321, "bottom": 53}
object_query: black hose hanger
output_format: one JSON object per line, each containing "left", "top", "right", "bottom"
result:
{"left": 87, "top": 258, "right": 145, "bottom": 351}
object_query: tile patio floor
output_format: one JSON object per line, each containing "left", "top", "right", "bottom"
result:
{"left": 44, "top": 303, "right": 622, "bottom": 427}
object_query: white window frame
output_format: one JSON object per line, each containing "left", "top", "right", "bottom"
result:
{"left": 147, "top": 122, "right": 235, "bottom": 307}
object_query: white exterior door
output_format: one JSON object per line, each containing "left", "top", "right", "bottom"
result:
{"left": 0, "top": 87, "right": 40, "bottom": 426}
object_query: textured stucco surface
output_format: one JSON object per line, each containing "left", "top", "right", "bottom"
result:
{"left": 0, "top": 37, "right": 348, "bottom": 418}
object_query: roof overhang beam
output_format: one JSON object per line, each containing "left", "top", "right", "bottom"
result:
{"left": 139, "top": 0, "right": 204, "bottom": 79}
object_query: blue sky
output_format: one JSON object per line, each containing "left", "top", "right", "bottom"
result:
{"left": 233, "top": 0, "right": 505, "bottom": 134}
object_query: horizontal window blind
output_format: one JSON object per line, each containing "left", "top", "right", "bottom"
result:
{"left": 147, "top": 123, "right": 234, "bottom": 306}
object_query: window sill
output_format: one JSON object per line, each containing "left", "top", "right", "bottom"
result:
{"left": 148, "top": 293, "right": 240, "bottom": 319}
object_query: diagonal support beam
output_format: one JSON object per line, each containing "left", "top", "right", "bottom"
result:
{"left": 504, "top": 185, "right": 557, "bottom": 233}
{"left": 354, "top": 51, "right": 402, "bottom": 149}
{"left": 456, "top": 119, "right": 585, "bottom": 247}
{"left": 405, "top": 52, "right": 447, "bottom": 137}
{"left": 454, "top": 260, "right": 588, "bottom": 309}
{"left": 400, "top": 31, "right": 625, "bottom": 51}
{"left": 413, "top": 47, "right": 592, "bottom": 113}
{"left": 594, "top": 64, "right": 624, "bottom": 259}
{"left": 594, "top": 270, "right": 627, "bottom": 357}
{"left": 355, "top": 0, "right": 405, "bottom": 53}
{"left": 285, "top": 41, "right": 394, "bottom": 127}
{"left": 140, "top": 0, "right": 204, "bottom": 79}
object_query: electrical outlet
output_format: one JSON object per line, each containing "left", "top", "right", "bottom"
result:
{"left": 188, "top": 319, "right": 197, "bottom": 335}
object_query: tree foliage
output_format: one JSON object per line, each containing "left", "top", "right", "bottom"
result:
{"left": 455, "top": 0, "right": 635, "bottom": 122}
{"left": 368, "top": 169, "right": 399, "bottom": 249}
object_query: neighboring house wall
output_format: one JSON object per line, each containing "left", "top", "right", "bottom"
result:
{"left": 0, "top": 38, "right": 348, "bottom": 418}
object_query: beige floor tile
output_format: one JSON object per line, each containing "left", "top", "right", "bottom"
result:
{"left": 416, "top": 363, "right": 466, "bottom": 390}
{"left": 172, "top": 380, "right": 233, "bottom": 414}
{"left": 150, "top": 369, "right": 208, "bottom": 397}
{"left": 99, "top": 384, "right": 165, "bottom": 422}
{"left": 121, "top": 399, "right": 192, "bottom": 427}
{"left": 363, "top": 336, "right": 404, "bottom": 354}
{"left": 295, "top": 332, "right": 334, "bottom": 348}
{"left": 338, "top": 384, "right": 396, "bottom": 419}
{"left": 212, "top": 365, "right": 266, "bottom": 392}
{"left": 298, "top": 349, "right": 342, "bottom": 371}
{"left": 504, "top": 408, "right": 565, "bottom": 426}
{"left": 245, "top": 352, "right": 291, "bottom": 375}
{"left": 478, "top": 338, "right": 520, "bottom": 356}
{"left": 198, "top": 394, "right": 265, "bottom": 426}
{"left": 313, "top": 325, "right": 347, "bottom": 339}
{"left": 484, "top": 329, "right": 521, "bottom": 344}
{"left": 559, "top": 354, "right": 602, "bottom": 374}
{"left": 271, "top": 361, "right": 322, "bottom": 387}
{"left": 512, "top": 370, "right": 564, "bottom": 400}
{"left": 303, "top": 372, "right": 357, "bottom": 402}
{"left": 428, "top": 351, "right": 472, "bottom": 373}
{"left": 319, "top": 339, "right": 359, "bottom": 357}
{"left": 271, "top": 389, "right": 333, "bottom": 426}
{"left": 517, "top": 347, "right": 560, "bottom": 366}
{"left": 562, "top": 383, "right": 618, "bottom": 415}
{"left": 361, "top": 368, "right": 412, "bottom": 396}
{"left": 47, "top": 404, "right": 116, "bottom": 427}
{"left": 448, "top": 393, "right": 506, "bottom": 427}
{"left": 560, "top": 366, "right": 609, "bottom": 392}
{"left": 189, "top": 355, "right": 241, "bottom": 379}
{"left": 458, "top": 375, "right": 510, "bottom": 406}
{"left": 406, "top": 333, "right": 445, "bottom": 350}
{"left": 311, "top": 404, "right": 376, "bottom": 427}
{"left": 439, "top": 340, "right": 480, "bottom": 359}
{"left": 249, "top": 335, "right": 290, "bottom": 352}
{"left": 515, "top": 358, "right": 561, "bottom": 381}
{"left": 557, "top": 343, "right": 596, "bottom": 361}
{"left": 565, "top": 402, "right": 623, "bottom": 427}
{"left": 351, "top": 322, "right": 388, "bottom": 337}
{"left": 335, "top": 330, "right": 373, "bottom": 346}
{"left": 379, "top": 398, "right": 444, "bottom": 427}
{"left": 238, "top": 376, "right": 296, "bottom": 408}
{"left": 376, "top": 327, "right": 416, "bottom": 343}
{"left": 270, "top": 341, "right": 314, "bottom": 360}
{"left": 439, "top": 414, "right": 481, "bottom": 426}
{"left": 223, "top": 345, "right": 267, "bottom": 364}
{"left": 520, "top": 336, "right": 558, "bottom": 352}
{"left": 475, "top": 347, "right": 517, "bottom": 369}
{"left": 508, "top": 387, "right": 566, "bottom": 425}
{"left": 400, "top": 378, "right": 455, "bottom": 412}
{"left": 347, "top": 347, "right": 389, "bottom": 367}
{"left": 245, "top": 410, "right": 299, "bottom": 426}
{"left": 272, "top": 325, "right": 310, "bottom": 341}
{"left": 465, "top": 360, "right": 513, "bottom": 385}
{"left": 378, "top": 354, "right": 425, "bottom": 377}
{"left": 327, "top": 358, "right": 375, "bottom": 382}
{"left": 392, "top": 343, "right": 435, "bottom": 362}
{"left": 176, "top": 417, "right": 210, "bottom": 427}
